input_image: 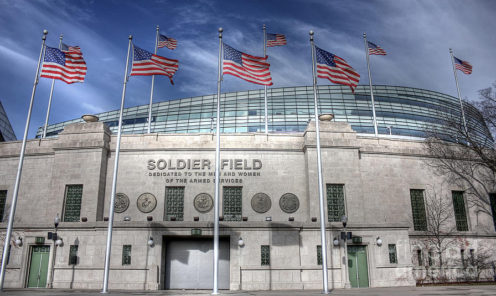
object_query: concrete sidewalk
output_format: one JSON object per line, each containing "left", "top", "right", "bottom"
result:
{"left": 2, "top": 286, "right": 496, "bottom": 296}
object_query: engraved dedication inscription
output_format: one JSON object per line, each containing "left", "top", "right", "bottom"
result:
{"left": 279, "top": 193, "right": 299, "bottom": 213}
{"left": 114, "top": 193, "right": 130, "bottom": 213}
{"left": 194, "top": 193, "right": 213, "bottom": 213}
{"left": 137, "top": 193, "right": 157, "bottom": 213}
{"left": 251, "top": 193, "right": 271, "bottom": 213}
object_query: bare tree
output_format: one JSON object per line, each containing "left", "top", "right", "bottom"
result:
{"left": 417, "top": 189, "right": 460, "bottom": 282}
{"left": 470, "top": 246, "right": 495, "bottom": 282}
{"left": 424, "top": 82, "right": 496, "bottom": 217}
{"left": 477, "top": 81, "right": 496, "bottom": 137}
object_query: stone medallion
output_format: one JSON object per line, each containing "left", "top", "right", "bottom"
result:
{"left": 194, "top": 193, "right": 213, "bottom": 213}
{"left": 251, "top": 193, "right": 271, "bottom": 213}
{"left": 279, "top": 193, "right": 300, "bottom": 213}
{"left": 114, "top": 193, "right": 130, "bottom": 213}
{"left": 137, "top": 193, "right": 157, "bottom": 213}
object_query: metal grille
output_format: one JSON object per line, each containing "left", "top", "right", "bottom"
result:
{"left": 165, "top": 187, "right": 184, "bottom": 221}
{"left": 388, "top": 244, "right": 397, "bottom": 264}
{"left": 452, "top": 191, "right": 468, "bottom": 231}
{"left": 0, "top": 190, "right": 6, "bottom": 222}
{"left": 223, "top": 187, "right": 242, "bottom": 221}
{"left": 63, "top": 185, "right": 83, "bottom": 222}
{"left": 410, "top": 189, "right": 427, "bottom": 231}
{"left": 69, "top": 245, "right": 78, "bottom": 265}
{"left": 317, "top": 245, "right": 322, "bottom": 265}
{"left": 261, "top": 245, "right": 270, "bottom": 266}
{"left": 326, "top": 184, "right": 345, "bottom": 222}
{"left": 122, "top": 245, "right": 131, "bottom": 265}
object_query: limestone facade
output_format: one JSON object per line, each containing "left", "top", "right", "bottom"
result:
{"left": 0, "top": 120, "right": 494, "bottom": 290}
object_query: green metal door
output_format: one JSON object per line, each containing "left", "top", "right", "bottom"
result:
{"left": 27, "top": 246, "right": 50, "bottom": 288}
{"left": 347, "top": 245, "right": 369, "bottom": 288}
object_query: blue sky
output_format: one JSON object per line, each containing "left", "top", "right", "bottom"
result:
{"left": 1, "top": 0, "right": 495, "bottom": 138}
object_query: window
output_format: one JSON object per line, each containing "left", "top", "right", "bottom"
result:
{"left": 460, "top": 249, "right": 466, "bottom": 268}
{"left": 0, "top": 190, "right": 6, "bottom": 222}
{"left": 63, "top": 185, "right": 83, "bottom": 222}
{"left": 428, "top": 250, "right": 433, "bottom": 267}
{"left": 122, "top": 245, "right": 131, "bottom": 265}
{"left": 489, "top": 193, "right": 496, "bottom": 231}
{"left": 69, "top": 245, "right": 78, "bottom": 265}
{"left": 326, "top": 184, "right": 345, "bottom": 222}
{"left": 410, "top": 189, "right": 427, "bottom": 231}
{"left": 388, "top": 244, "right": 397, "bottom": 264}
{"left": 469, "top": 249, "right": 475, "bottom": 266}
{"left": 165, "top": 187, "right": 184, "bottom": 221}
{"left": 261, "top": 245, "right": 270, "bottom": 266}
{"left": 452, "top": 191, "right": 468, "bottom": 231}
{"left": 223, "top": 187, "right": 242, "bottom": 221}
{"left": 417, "top": 249, "right": 423, "bottom": 266}
{"left": 317, "top": 245, "right": 322, "bottom": 265}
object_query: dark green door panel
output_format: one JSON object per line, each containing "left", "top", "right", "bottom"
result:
{"left": 27, "top": 246, "right": 50, "bottom": 288}
{"left": 347, "top": 245, "right": 369, "bottom": 288}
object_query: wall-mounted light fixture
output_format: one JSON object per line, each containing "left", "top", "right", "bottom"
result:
{"left": 238, "top": 237, "right": 245, "bottom": 247}
{"left": 265, "top": 217, "right": 272, "bottom": 221}
{"left": 333, "top": 237, "right": 339, "bottom": 247}
{"left": 55, "top": 238, "right": 63, "bottom": 247}
{"left": 147, "top": 237, "right": 154, "bottom": 247}
{"left": 54, "top": 213, "right": 60, "bottom": 228}
{"left": 124, "top": 216, "right": 131, "bottom": 221}
{"left": 376, "top": 237, "right": 383, "bottom": 247}
{"left": 14, "top": 237, "right": 23, "bottom": 247}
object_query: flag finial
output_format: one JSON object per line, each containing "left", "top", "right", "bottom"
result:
{"left": 309, "top": 30, "right": 314, "bottom": 41}
{"left": 129, "top": 35, "right": 133, "bottom": 40}
{"left": 59, "top": 34, "right": 63, "bottom": 41}
{"left": 43, "top": 29, "right": 48, "bottom": 40}
{"left": 218, "top": 27, "right": 223, "bottom": 38}
{"left": 363, "top": 32, "right": 366, "bottom": 38}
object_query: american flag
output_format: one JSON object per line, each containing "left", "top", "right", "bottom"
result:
{"left": 158, "top": 34, "right": 177, "bottom": 50}
{"left": 40, "top": 45, "right": 87, "bottom": 84}
{"left": 315, "top": 46, "right": 360, "bottom": 92}
{"left": 367, "top": 41, "right": 386, "bottom": 55}
{"left": 266, "top": 33, "right": 286, "bottom": 47}
{"left": 454, "top": 56, "right": 472, "bottom": 75}
{"left": 222, "top": 43, "right": 272, "bottom": 86}
{"left": 130, "top": 45, "right": 179, "bottom": 83}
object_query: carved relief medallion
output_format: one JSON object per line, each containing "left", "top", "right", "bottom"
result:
{"left": 194, "top": 193, "right": 213, "bottom": 213}
{"left": 251, "top": 193, "right": 271, "bottom": 213}
{"left": 137, "top": 193, "right": 157, "bottom": 213}
{"left": 279, "top": 193, "right": 299, "bottom": 213}
{"left": 114, "top": 193, "right": 130, "bottom": 213}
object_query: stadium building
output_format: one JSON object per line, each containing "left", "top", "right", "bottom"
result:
{"left": 0, "top": 85, "right": 494, "bottom": 290}
{"left": 0, "top": 101, "right": 16, "bottom": 142}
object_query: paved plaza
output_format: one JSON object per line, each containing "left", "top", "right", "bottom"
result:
{"left": 2, "top": 286, "right": 496, "bottom": 296}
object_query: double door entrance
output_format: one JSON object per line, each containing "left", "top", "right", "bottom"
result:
{"left": 165, "top": 238, "right": 230, "bottom": 289}
{"left": 347, "top": 245, "right": 369, "bottom": 288}
{"left": 27, "top": 245, "right": 50, "bottom": 288}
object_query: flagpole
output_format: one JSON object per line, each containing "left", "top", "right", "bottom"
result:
{"left": 147, "top": 26, "right": 160, "bottom": 134}
{"left": 309, "top": 30, "right": 329, "bottom": 294}
{"left": 0, "top": 29, "right": 48, "bottom": 291}
{"left": 363, "top": 33, "right": 379, "bottom": 137}
{"left": 102, "top": 35, "right": 133, "bottom": 294}
{"left": 42, "top": 34, "right": 64, "bottom": 138}
{"left": 212, "top": 27, "right": 223, "bottom": 295}
{"left": 449, "top": 48, "right": 468, "bottom": 134}
{"left": 263, "top": 24, "right": 269, "bottom": 135}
